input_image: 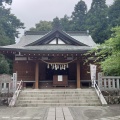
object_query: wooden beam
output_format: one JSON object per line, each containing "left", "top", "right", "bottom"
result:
{"left": 35, "top": 61, "right": 39, "bottom": 89}
{"left": 77, "top": 60, "right": 80, "bottom": 88}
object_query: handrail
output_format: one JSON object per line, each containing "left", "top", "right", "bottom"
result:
{"left": 9, "top": 80, "right": 23, "bottom": 107}
{"left": 94, "top": 80, "right": 107, "bottom": 106}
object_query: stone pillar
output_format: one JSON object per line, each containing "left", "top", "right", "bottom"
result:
{"left": 98, "top": 72, "right": 103, "bottom": 90}
{"left": 35, "top": 61, "right": 39, "bottom": 89}
{"left": 77, "top": 60, "right": 80, "bottom": 88}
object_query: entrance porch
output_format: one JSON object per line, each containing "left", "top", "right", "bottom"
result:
{"left": 22, "top": 60, "right": 81, "bottom": 89}
{"left": 14, "top": 54, "right": 91, "bottom": 89}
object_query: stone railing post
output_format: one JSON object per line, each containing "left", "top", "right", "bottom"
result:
{"left": 98, "top": 72, "right": 103, "bottom": 90}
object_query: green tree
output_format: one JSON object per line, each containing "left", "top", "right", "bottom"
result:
{"left": 29, "top": 16, "right": 73, "bottom": 32}
{"left": 86, "top": 26, "right": 120, "bottom": 76}
{"left": 60, "top": 15, "right": 73, "bottom": 31}
{"left": 0, "top": 7, "right": 24, "bottom": 45}
{"left": 30, "top": 20, "right": 52, "bottom": 31}
{"left": 0, "top": 0, "right": 12, "bottom": 6}
{"left": 0, "top": 28, "right": 10, "bottom": 45}
{"left": 86, "top": 0, "right": 109, "bottom": 43}
{"left": 0, "top": 5, "right": 24, "bottom": 74}
{"left": 52, "top": 17, "right": 62, "bottom": 29}
{"left": 100, "top": 27, "right": 120, "bottom": 75}
{"left": 71, "top": 0, "right": 87, "bottom": 31}
{"left": 108, "top": 0, "right": 120, "bottom": 27}
{"left": 0, "top": 55, "right": 10, "bottom": 74}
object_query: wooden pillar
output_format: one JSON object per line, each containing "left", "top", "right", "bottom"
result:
{"left": 35, "top": 61, "right": 39, "bottom": 89}
{"left": 77, "top": 60, "right": 80, "bottom": 88}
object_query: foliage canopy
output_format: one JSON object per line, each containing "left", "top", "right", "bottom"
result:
{"left": 0, "top": 7, "right": 24, "bottom": 45}
{"left": 86, "top": 26, "right": 120, "bottom": 76}
{"left": 0, "top": 55, "right": 10, "bottom": 74}
{"left": 0, "top": 3, "right": 24, "bottom": 74}
{"left": 30, "top": 20, "right": 52, "bottom": 31}
{"left": 0, "top": 0, "right": 12, "bottom": 6}
{"left": 71, "top": 0, "right": 87, "bottom": 31}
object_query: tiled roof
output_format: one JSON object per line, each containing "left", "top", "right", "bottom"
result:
{"left": 0, "top": 30, "right": 96, "bottom": 52}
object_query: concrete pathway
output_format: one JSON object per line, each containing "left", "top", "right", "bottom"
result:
{"left": 70, "top": 105, "right": 120, "bottom": 120}
{"left": 47, "top": 107, "right": 73, "bottom": 120}
{"left": 94, "top": 116, "right": 120, "bottom": 120}
{"left": 0, "top": 105, "right": 120, "bottom": 120}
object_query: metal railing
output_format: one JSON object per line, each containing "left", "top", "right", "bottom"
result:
{"left": 94, "top": 80, "right": 107, "bottom": 106}
{"left": 9, "top": 80, "right": 23, "bottom": 107}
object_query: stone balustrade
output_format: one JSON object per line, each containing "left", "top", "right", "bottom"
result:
{"left": 98, "top": 73, "right": 120, "bottom": 91}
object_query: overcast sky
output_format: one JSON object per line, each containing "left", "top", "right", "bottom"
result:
{"left": 9, "top": 0, "right": 114, "bottom": 42}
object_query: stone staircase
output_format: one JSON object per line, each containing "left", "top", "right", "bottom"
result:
{"left": 15, "top": 89, "right": 101, "bottom": 107}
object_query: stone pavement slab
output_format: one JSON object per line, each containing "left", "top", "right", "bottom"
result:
{"left": 47, "top": 108, "right": 55, "bottom": 120}
{"left": 47, "top": 107, "right": 74, "bottom": 120}
{"left": 56, "top": 118, "right": 64, "bottom": 120}
{"left": 63, "top": 107, "right": 73, "bottom": 120}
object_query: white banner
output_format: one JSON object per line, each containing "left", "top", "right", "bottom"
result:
{"left": 90, "top": 64, "right": 96, "bottom": 87}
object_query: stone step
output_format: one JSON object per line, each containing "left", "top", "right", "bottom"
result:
{"left": 21, "top": 90, "right": 95, "bottom": 92}
{"left": 21, "top": 90, "right": 96, "bottom": 93}
{"left": 16, "top": 103, "right": 101, "bottom": 107}
{"left": 19, "top": 95, "right": 98, "bottom": 99}
{"left": 19, "top": 97, "right": 99, "bottom": 100}
{"left": 21, "top": 90, "right": 95, "bottom": 93}
{"left": 20, "top": 93, "right": 96, "bottom": 96}
{"left": 21, "top": 96, "right": 95, "bottom": 100}
{"left": 22, "top": 89, "right": 94, "bottom": 91}
{"left": 15, "top": 89, "right": 101, "bottom": 107}
{"left": 17, "top": 99, "right": 100, "bottom": 104}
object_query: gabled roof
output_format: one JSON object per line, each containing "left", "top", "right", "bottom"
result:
{"left": 26, "top": 29, "right": 87, "bottom": 46}
{"left": 0, "top": 29, "right": 96, "bottom": 53}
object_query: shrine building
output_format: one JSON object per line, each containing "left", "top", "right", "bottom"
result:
{"left": 0, "top": 28, "right": 97, "bottom": 89}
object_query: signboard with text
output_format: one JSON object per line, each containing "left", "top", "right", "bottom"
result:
{"left": 58, "top": 75, "right": 63, "bottom": 81}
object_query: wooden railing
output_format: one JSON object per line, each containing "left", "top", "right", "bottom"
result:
{"left": 9, "top": 80, "right": 23, "bottom": 107}
{"left": 98, "top": 73, "right": 120, "bottom": 91}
